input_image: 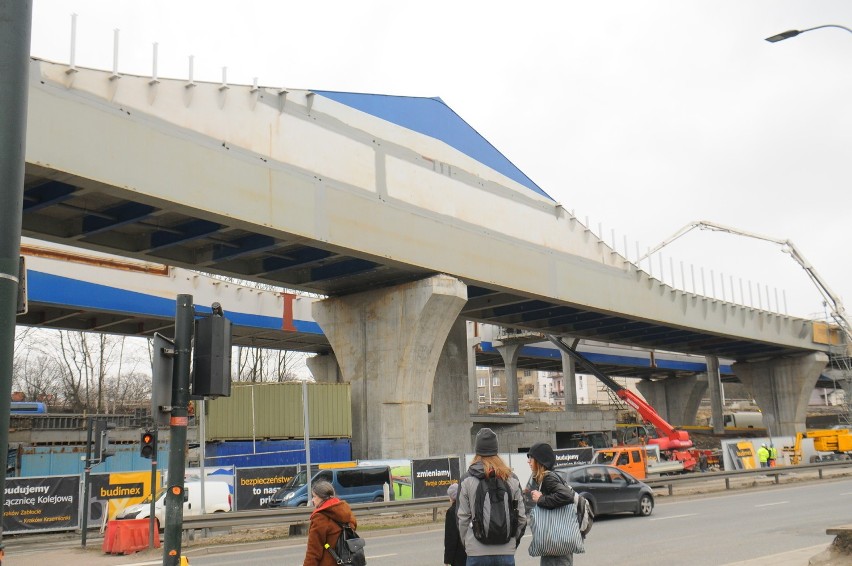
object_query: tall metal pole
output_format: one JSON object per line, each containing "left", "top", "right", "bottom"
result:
{"left": 80, "top": 417, "right": 94, "bottom": 548}
{"left": 163, "top": 294, "right": 193, "bottom": 566}
{"left": 0, "top": 2, "right": 33, "bottom": 560}
{"left": 148, "top": 431, "right": 157, "bottom": 549}
{"left": 302, "top": 380, "right": 312, "bottom": 504}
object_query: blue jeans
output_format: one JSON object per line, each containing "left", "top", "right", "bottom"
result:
{"left": 466, "top": 556, "right": 515, "bottom": 566}
{"left": 541, "top": 556, "right": 573, "bottom": 566}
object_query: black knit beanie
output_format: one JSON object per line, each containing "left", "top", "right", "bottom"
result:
{"left": 475, "top": 428, "right": 499, "bottom": 456}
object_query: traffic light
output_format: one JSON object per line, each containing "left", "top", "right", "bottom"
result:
{"left": 192, "top": 304, "right": 232, "bottom": 398}
{"left": 93, "top": 419, "right": 116, "bottom": 463}
{"left": 140, "top": 430, "right": 157, "bottom": 459}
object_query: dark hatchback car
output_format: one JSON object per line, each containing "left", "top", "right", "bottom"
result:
{"left": 554, "top": 464, "right": 654, "bottom": 517}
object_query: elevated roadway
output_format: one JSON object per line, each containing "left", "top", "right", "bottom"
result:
{"left": 21, "top": 59, "right": 829, "bottom": 361}
{"left": 18, "top": 59, "right": 837, "bottom": 454}
{"left": 19, "top": 240, "right": 733, "bottom": 380}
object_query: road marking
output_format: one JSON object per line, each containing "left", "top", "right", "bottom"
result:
{"left": 755, "top": 501, "right": 787, "bottom": 507}
{"left": 369, "top": 554, "right": 397, "bottom": 559}
{"left": 651, "top": 513, "right": 698, "bottom": 520}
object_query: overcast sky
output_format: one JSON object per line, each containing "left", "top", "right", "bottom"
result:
{"left": 28, "top": 1, "right": 852, "bottom": 324}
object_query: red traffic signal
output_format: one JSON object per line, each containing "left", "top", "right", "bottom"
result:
{"left": 140, "top": 430, "right": 156, "bottom": 459}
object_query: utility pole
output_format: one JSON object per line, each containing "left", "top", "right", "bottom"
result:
{"left": 163, "top": 294, "right": 193, "bottom": 566}
{"left": 0, "top": 2, "right": 33, "bottom": 563}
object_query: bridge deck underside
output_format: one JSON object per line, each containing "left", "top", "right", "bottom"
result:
{"left": 21, "top": 167, "right": 812, "bottom": 363}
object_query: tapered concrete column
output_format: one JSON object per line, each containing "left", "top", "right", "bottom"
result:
{"left": 732, "top": 352, "right": 828, "bottom": 436}
{"left": 429, "top": 319, "right": 471, "bottom": 456}
{"left": 706, "top": 356, "right": 724, "bottom": 434}
{"left": 636, "top": 375, "right": 706, "bottom": 426}
{"left": 306, "top": 353, "right": 341, "bottom": 383}
{"left": 560, "top": 349, "right": 578, "bottom": 407}
{"left": 467, "top": 333, "right": 482, "bottom": 414}
{"left": 494, "top": 343, "right": 521, "bottom": 413}
{"left": 312, "top": 274, "right": 467, "bottom": 459}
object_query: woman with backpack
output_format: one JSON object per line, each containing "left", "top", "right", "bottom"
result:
{"left": 527, "top": 442, "right": 577, "bottom": 566}
{"left": 302, "top": 480, "right": 358, "bottom": 566}
{"left": 457, "top": 428, "right": 527, "bottom": 566}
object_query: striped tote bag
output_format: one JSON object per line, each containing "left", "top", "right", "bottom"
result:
{"left": 528, "top": 503, "right": 585, "bottom": 556}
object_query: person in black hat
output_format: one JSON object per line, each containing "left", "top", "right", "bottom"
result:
{"left": 528, "top": 442, "right": 577, "bottom": 565}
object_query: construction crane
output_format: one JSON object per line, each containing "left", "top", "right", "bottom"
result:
{"left": 546, "top": 335, "right": 697, "bottom": 471}
{"left": 637, "top": 220, "right": 852, "bottom": 344}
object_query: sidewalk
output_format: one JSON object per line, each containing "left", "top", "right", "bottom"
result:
{"left": 3, "top": 541, "right": 839, "bottom": 566}
{"left": 723, "top": 545, "right": 830, "bottom": 566}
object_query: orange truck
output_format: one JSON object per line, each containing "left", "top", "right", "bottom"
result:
{"left": 593, "top": 445, "right": 688, "bottom": 479}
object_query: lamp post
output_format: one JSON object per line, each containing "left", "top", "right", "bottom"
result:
{"left": 766, "top": 24, "right": 852, "bottom": 43}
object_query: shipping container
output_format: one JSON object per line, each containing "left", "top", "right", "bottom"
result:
{"left": 203, "top": 438, "right": 351, "bottom": 468}
{"left": 205, "top": 382, "right": 352, "bottom": 440}
{"left": 19, "top": 444, "right": 169, "bottom": 477}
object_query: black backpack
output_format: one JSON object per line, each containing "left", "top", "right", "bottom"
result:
{"left": 325, "top": 520, "right": 366, "bottom": 566}
{"left": 471, "top": 475, "right": 519, "bottom": 545}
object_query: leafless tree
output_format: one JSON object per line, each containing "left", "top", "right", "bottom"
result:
{"left": 236, "top": 346, "right": 305, "bottom": 382}
{"left": 53, "top": 331, "right": 125, "bottom": 412}
{"left": 11, "top": 348, "right": 63, "bottom": 403}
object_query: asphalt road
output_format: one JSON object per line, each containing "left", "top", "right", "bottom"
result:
{"left": 187, "top": 477, "right": 852, "bottom": 566}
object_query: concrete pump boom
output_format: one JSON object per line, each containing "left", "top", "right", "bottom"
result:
{"left": 638, "top": 220, "right": 852, "bottom": 344}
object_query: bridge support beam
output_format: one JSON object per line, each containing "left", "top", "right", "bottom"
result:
{"left": 467, "top": 332, "right": 482, "bottom": 415}
{"left": 429, "top": 319, "right": 471, "bottom": 456}
{"left": 494, "top": 344, "right": 521, "bottom": 413}
{"left": 733, "top": 352, "right": 829, "bottom": 436}
{"left": 706, "top": 356, "right": 725, "bottom": 434}
{"left": 312, "top": 274, "right": 467, "bottom": 459}
{"left": 306, "top": 352, "right": 341, "bottom": 383}
{"left": 560, "top": 345, "right": 579, "bottom": 407}
{"left": 636, "top": 375, "right": 706, "bottom": 426}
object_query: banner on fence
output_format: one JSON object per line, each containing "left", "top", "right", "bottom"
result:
{"left": 411, "top": 457, "right": 460, "bottom": 499}
{"left": 89, "top": 471, "right": 160, "bottom": 523}
{"left": 3, "top": 475, "right": 79, "bottom": 534}
{"left": 235, "top": 465, "right": 299, "bottom": 510}
{"left": 553, "top": 447, "right": 595, "bottom": 468}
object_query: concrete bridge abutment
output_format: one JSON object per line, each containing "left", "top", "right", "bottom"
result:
{"left": 732, "top": 352, "right": 829, "bottom": 436}
{"left": 312, "top": 274, "right": 467, "bottom": 459}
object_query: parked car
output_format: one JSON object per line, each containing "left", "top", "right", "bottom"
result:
{"left": 116, "top": 480, "right": 232, "bottom": 526}
{"left": 266, "top": 465, "right": 394, "bottom": 508}
{"left": 554, "top": 464, "right": 654, "bottom": 517}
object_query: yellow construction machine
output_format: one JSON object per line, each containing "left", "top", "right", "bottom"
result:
{"left": 786, "top": 429, "right": 852, "bottom": 465}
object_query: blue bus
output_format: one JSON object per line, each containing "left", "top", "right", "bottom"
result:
{"left": 10, "top": 402, "right": 47, "bottom": 415}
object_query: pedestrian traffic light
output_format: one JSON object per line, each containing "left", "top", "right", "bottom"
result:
{"left": 140, "top": 430, "right": 156, "bottom": 459}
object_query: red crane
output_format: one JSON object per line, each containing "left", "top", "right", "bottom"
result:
{"left": 547, "top": 335, "right": 697, "bottom": 470}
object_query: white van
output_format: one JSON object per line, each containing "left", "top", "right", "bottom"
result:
{"left": 116, "top": 481, "right": 231, "bottom": 526}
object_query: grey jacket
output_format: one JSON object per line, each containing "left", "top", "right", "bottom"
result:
{"left": 457, "top": 462, "right": 527, "bottom": 556}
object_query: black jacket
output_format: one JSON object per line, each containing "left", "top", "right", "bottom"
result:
{"left": 444, "top": 501, "right": 467, "bottom": 566}
{"left": 536, "top": 471, "right": 575, "bottom": 510}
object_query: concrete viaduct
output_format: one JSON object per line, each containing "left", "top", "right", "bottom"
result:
{"left": 18, "top": 59, "right": 844, "bottom": 458}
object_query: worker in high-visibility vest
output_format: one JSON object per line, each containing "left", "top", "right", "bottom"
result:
{"left": 757, "top": 443, "right": 770, "bottom": 468}
{"left": 768, "top": 444, "right": 778, "bottom": 467}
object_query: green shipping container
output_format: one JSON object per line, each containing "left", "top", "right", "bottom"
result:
{"left": 204, "top": 382, "right": 352, "bottom": 440}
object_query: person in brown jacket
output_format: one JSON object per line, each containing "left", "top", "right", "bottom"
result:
{"left": 303, "top": 480, "right": 358, "bottom": 566}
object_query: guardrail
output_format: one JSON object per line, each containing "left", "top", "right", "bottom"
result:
{"left": 645, "top": 459, "right": 852, "bottom": 495}
{"left": 182, "top": 496, "right": 448, "bottom": 534}
{"left": 179, "top": 460, "right": 852, "bottom": 535}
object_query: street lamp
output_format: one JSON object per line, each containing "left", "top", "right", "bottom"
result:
{"left": 765, "top": 24, "right": 852, "bottom": 43}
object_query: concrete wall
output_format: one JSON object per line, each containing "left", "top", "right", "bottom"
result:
{"left": 468, "top": 405, "right": 617, "bottom": 454}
